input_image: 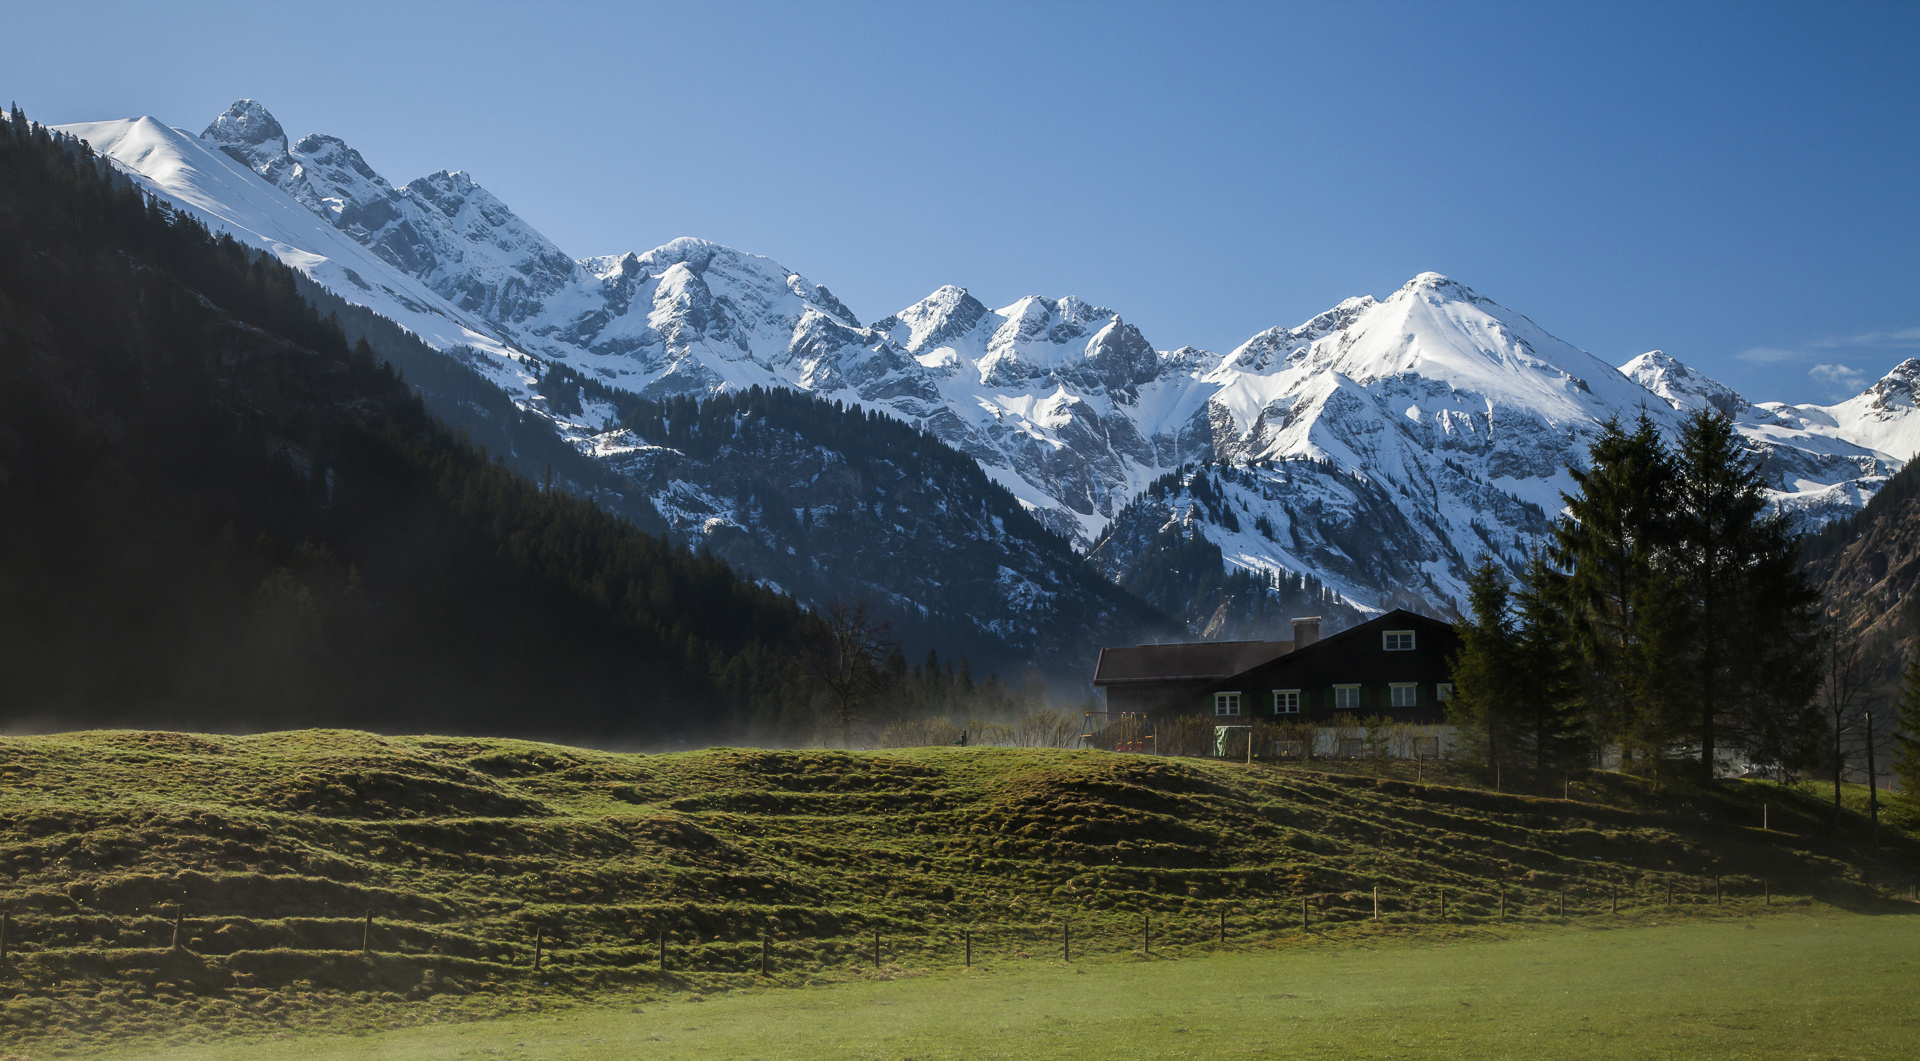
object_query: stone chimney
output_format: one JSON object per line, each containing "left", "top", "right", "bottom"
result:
{"left": 1292, "top": 616, "right": 1322, "bottom": 647}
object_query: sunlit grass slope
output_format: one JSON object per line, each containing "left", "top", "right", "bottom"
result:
{"left": 90, "top": 913, "right": 1920, "bottom": 1061}
{"left": 0, "top": 730, "right": 1913, "bottom": 1053}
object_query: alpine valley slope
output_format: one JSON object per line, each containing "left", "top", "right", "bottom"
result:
{"left": 55, "top": 103, "right": 1174, "bottom": 668}
{"left": 56, "top": 100, "right": 1920, "bottom": 633}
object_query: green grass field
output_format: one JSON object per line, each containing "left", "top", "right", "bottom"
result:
{"left": 0, "top": 730, "right": 1914, "bottom": 1056}
{"left": 80, "top": 911, "right": 1920, "bottom": 1060}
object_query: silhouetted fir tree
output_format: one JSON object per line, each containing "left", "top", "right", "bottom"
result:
{"left": 1553, "top": 414, "right": 1681, "bottom": 765}
{"left": 1669, "top": 410, "right": 1822, "bottom": 773}
{"left": 1448, "top": 557, "right": 1521, "bottom": 771}
{"left": 1510, "top": 551, "right": 1587, "bottom": 771}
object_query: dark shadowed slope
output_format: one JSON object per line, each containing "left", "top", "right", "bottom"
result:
{"left": 0, "top": 110, "right": 812, "bottom": 740}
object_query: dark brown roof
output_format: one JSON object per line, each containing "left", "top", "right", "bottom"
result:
{"left": 1092, "top": 639, "right": 1293, "bottom": 684}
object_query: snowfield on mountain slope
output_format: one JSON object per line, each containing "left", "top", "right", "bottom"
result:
{"left": 55, "top": 99, "right": 1920, "bottom": 620}
{"left": 58, "top": 114, "right": 540, "bottom": 404}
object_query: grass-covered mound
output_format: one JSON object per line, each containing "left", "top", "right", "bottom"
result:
{"left": 0, "top": 731, "right": 1913, "bottom": 1051}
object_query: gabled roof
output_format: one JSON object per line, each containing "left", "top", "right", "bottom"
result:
{"left": 1093, "top": 639, "right": 1293, "bottom": 685}
{"left": 1195, "top": 608, "right": 1459, "bottom": 698}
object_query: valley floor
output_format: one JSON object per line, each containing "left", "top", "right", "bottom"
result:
{"left": 78, "top": 909, "right": 1920, "bottom": 1061}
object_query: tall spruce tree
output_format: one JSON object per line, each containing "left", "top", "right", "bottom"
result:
{"left": 1553, "top": 414, "right": 1680, "bottom": 765}
{"left": 1448, "top": 557, "right": 1520, "bottom": 771}
{"left": 1511, "top": 551, "right": 1588, "bottom": 770}
{"left": 1669, "top": 410, "right": 1822, "bottom": 774}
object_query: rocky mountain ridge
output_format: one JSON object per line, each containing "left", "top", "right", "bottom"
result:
{"left": 54, "top": 99, "right": 1920, "bottom": 637}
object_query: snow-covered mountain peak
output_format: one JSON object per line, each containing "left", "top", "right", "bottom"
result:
{"left": 1619, "top": 350, "right": 1749, "bottom": 417}
{"left": 875, "top": 285, "right": 990, "bottom": 354}
{"left": 1275, "top": 272, "right": 1650, "bottom": 422}
{"left": 627, "top": 237, "right": 861, "bottom": 328}
{"left": 1858, "top": 358, "right": 1920, "bottom": 412}
{"left": 200, "top": 99, "right": 286, "bottom": 172}
{"left": 1400, "top": 271, "right": 1486, "bottom": 304}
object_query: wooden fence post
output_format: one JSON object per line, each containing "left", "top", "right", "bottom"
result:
{"left": 171, "top": 909, "right": 182, "bottom": 951}
{"left": 761, "top": 932, "right": 769, "bottom": 976}
{"left": 1301, "top": 897, "right": 1308, "bottom": 931}
{"left": 1666, "top": 880, "right": 1673, "bottom": 907}
{"left": 1610, "top": 887, "right": 1617, "bottom": 914}
{"left": 363, "top": 911, "right": 372, "bottom": 955}
{"left": 1143, "top": 915, "right": 1150, "bottom": 956}
{"left": 873, "top": 929, "right": 881, "bottom": 970}
{"left": 1498, "top": 888, "right": 1506, "bottom": 917}
{"left": 965, "top": 930, "right": 971, "bottom": 968}
{"left": 1715, "top": 876, "right": 1722, "bottom": 906}
{"left": 534, "top": 928, "right": 543, "bottom": 971}
{"left": 1558, "top": 890, "right": 1565, "bottom": 917}
{"left": 1763, "top": 804, "right": 1769, "bottom": 832}
{"left": 658, "top": 927, "right": 666, "bottom": 972}
{"left": 1064, "top": 921, "right": 1071, "bottom": 963}
{"left": 1373, "top": 886, "right": 1380, "bottom": 920}
{"left": 1219, "top": 909, "right": 1226, "bottom": 945}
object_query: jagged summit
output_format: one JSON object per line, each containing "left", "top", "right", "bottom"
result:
{"left": 200, "top": 99, "right": 290, "bottom": 176}
{"left": 876, "top": 285, "right": 990, "bottom": 354}
{"left": 201, "top": 99, "right": 284, "bottom": 150}
{"left": 1861, "top": 359, "right": 1920, "bottom": 405}
{"left": 1619, "top": 350, "right": 1749, "bottom": 418}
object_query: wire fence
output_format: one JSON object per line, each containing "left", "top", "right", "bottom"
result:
{"left": 2, "top": 875, "right": 1913, "bottom": 982}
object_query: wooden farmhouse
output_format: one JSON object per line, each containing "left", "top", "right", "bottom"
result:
{"left": 1091, "top": 609, "right": 1462, "bottom": 758}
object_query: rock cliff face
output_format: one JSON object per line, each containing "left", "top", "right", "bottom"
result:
{"left": 56, "top": 99, "right": 1920, "bottom": 646}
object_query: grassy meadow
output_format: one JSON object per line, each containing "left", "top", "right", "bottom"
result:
{"left": 0, "top": 730, "right": 1913, "bottom": 1056}
{"left": 81, "top": 912, "right": 1920, "bottom": 1061}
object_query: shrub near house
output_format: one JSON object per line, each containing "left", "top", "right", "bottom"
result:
{"left": 1093, "top": 610, "right": 1461, "bottom": 758}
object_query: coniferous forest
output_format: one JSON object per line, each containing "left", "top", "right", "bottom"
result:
{"left": 0, "top": 109, "right": 823, "bottom": 741}
{"left": 0, "top": 108, "right": 1117, "bottom": 745}
{"left": 1449, "top": 413, "right": 1826, "bottom": 779}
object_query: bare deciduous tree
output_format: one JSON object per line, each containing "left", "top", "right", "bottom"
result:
{"left": 805, "top": 598, "right": 896, "bottom": 748}
{"left": 1818, "top": 633, "right": 1874, "bottom": 826}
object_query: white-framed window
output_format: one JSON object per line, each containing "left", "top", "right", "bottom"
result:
{"left": 1436, "top": 683, "right": 1453, "bottom": 702}
{"left": 1214, "top": 692, "right": 1242, "bottom": 717}
{"left": 1272, "top": 689, "right": 1301, "bottom": 714}
{"left": 1333, "top": 685, "right": 1361, "bottom": 710}
{"left": 1390, "top": 683, "right": 1417, "bottom": 708}
{"left": 1383, "top": 630, "right": 1416, "bottom": 651}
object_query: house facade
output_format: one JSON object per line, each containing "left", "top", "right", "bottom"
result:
{"left": 1092, "top": 610, "right": 1462, "bottom": 758}
{"left": 1189, "top": 609, "right": 1460, "bottom": 725}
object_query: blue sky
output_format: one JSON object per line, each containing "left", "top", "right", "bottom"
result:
{"left": 7, "top": 1, "right": 1915, "bottom": 402}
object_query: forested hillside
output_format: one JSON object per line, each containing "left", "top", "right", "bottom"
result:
{"left": 1803, "top": 456, "right": 1920, "bottom": 685}
{"left": 543, "top": 371, "right": 1176, "bottom": 668}
{"left": 0, "top": 109, "right": 810, "bottom": 740}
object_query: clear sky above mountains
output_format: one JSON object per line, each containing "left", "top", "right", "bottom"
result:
{"left": 7, "top": 1, "right": 1915, "bottom": 403}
